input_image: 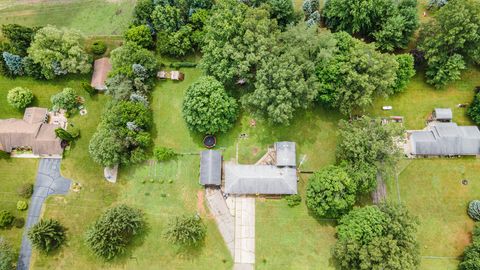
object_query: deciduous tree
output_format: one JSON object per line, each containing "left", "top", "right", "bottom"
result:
{"left": 7, "top": 87, "right": 33, "bottom": 109}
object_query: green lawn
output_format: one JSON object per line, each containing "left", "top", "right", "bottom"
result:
{"left": 0, "top": 0, "right": 135, "bottom": 36}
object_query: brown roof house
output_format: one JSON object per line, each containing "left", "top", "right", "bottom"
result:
{"left": 0, "top": 107, "right": 63, "bottom": 157}
{"left": 91, "top": 57, "right": 112, "bottom": 91}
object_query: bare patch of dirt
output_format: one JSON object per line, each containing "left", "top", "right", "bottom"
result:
{"left": 252, "top": 147, "right": 259, "bottom": 156}
{"left": 197, "top": 190, "right": 206, "bottom": 215}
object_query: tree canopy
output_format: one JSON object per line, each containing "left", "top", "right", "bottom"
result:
{"left": 7, "top": 87, "right": 33, "bottom": 109}
{"left": 418, "top": 0, "right": 480, "bottom": 88}
{"left": 50, "top": 88, "right": 78, "bottom": 112}
{"left": 333, "top": 203, "right": 420, "bottom": 270}
{"left": 27, "top": 26, "right": 91, "bottom": 79}
{"left": 306, "top": 165, "right": 357, "bottom": 218}
{"left": 323, "top": 0, "right": 418, "bottom": 51}
{"left": 124, "top": 25, "right": 154, "bottom": 49}
{"left": 182, "top": 76, "right": 238, "bottom": 134}
{"left": 164, "top": 214, "right": 207, "bottom": 246}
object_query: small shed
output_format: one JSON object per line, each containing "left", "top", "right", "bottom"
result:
{"left": 170, "top": 71, "right": 184, "bottom": 81}
{"left": 91, "top": 57, "right": 112, "bottom": 91}
{"left": 275, "top": 142, "right": 296, "bottom": 167}
{"left": 199, "top": 150, "right": 222, "bottom": 186}
{"left": 433, "top": 108, "right": 452, "bottom": 122}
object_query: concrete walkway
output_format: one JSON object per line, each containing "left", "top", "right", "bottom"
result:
{"left": 205, "top": 188, "right": 235, "bottom": 256}
{"left": 233, "top": 196, "right": 255, "bottom": 270}
{"left": 17, "top": 159, "right": 71, "bottom": 270}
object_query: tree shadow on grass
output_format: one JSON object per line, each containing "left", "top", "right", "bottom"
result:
{"left": 105, "top": 221, "right": 151, "bottom": 266}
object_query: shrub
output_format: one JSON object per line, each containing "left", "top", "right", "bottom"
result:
{"left": 91, "top": 40, "right": 107, "bottom": 55}
{"left": 284, "top": 194, "right": 302, "bottom": 207}
{"left": 16, "top": 201, "right": 28, "bottom": 211}
{"left": 7, "top": 87, "right": 34, "bottom": 109}
{"left": 468, "top": 200, "right": 480, "bottom": 221}
{"left": 85, "top": 204, "right": 144, "bottom": 260}
{"left": 50, "top": 88, "right": 78, "bottom": 111}
{"left": 13, "top": 217, "right": 25, "bottom": 228}
{"left": 28, "top": 219, "right": 66, "bottom": 253}
{"left": 17, "top": 183, "right": 33, "bottom": 198}
{"left": 55, "top": 128, "right": 75, "bottom": 142}
{"left": 0, "top": 237, "right": 16, "bottom": 270}
{"left": 0, "top": 211, "right": 14, "bottom": 228}
{"left": 81, "top": 82, "right": 97, "bottom": 97}
{"left": 153, "top": 146, "right": 176, "bottom": 162}
{"left": 124, "top": 25, "right": 153, "bottom": 48}
{"left": 0, "top": 150, "right": 10, "bottom": 160}
{"left": 169, "top": 62, "right": 197, "bottom": 68}
{"left": 164, "top": 214, "right": 206, "bottom": 246}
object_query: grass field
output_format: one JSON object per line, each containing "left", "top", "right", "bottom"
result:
{"left": 0, "top": 0, "right": 135, "bottom": 36}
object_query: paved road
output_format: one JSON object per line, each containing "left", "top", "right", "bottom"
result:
{"left": 17, "top": 159, "right": 71, "bottom": 270}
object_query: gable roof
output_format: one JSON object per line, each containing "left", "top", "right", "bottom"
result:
{"left": 23, "top": 107, "right": 48, "bottom": 124}
{"left": 411, "top": 122, "right": 480, "bottom": 155}
{"left": 434, "top": 108, "right": 452, "bottom": 120}
{"left": 224, "top": 164, "right": 297, "bottom": 195}
{"left": 199, "top": 150, "right": 222, "bottom": 186}
{"left": 91, "top": 57, "right": 112, "bottom": 90}
{"left": 275, "top": 142, "right": 296, "bottom": 167}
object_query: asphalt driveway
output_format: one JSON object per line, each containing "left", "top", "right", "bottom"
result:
{"left": 17, "top": 158, "right": 71, "bottom": 270}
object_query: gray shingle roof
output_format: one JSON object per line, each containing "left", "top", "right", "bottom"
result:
{"left": 224, "top": 164, "right": 297, "bottom": 194}
{"left": 434, "top": 108, "right": 452, "bottom": 120}
{"left": 275, "top": 141, "right": 296, "bottom": 167}
{"left": 199, "top": 150, "right": 222, "bottom": 186}
{"left": 411, "top": 122, "right": 480, "bottom": 155}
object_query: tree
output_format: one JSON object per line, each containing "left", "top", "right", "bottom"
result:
{"left": 110, "top": 42, "right": 157, "bottom": 75}
{"left": 164, "top": 214, "right": 206, "bottom": 246}
{"left": 124, "top": 25, "right": 153, "bottom": 49}
{"left": 0, "top": 237, "right": 15, "bottom": 270}
{"left": 50, "top": 88, "right": 78, "bottom": 111}
{"left": 85, "top": 205, "right": 144, "bottom": 260}
{"left": 323, "top": 0, "right": 418, "bottom": 51}
{"left": 267, "top": 0, "right": 295, "bottom": 27}
{"left": 468, "top": 200, "right": 480, "bottom": 221}
{"left": 333, "top": 203, "right": 420, "bottom": 270}
{"left": 393, "top": 54, "right": 416, "bottom": 93}
{"left": 153, "top": 146, "right": 177, "bottom": 161}
{"left": 336, "top": 116, "right": 404, "bottom": 193}
{"left": 27, "top": 219, "right": 66, "bottom": 253}
{"left": 88, "top": 127, "right": 123, "bottom": 167}
{"left": 468, "top": 91, "right": 480, "bottom": 125}
{"left": 428, "top": 0, "right": 449, "bottom": 8}
{"left": 418, "top": 0, "right": 480, "bottom": 88}
{"left": 132, "top": 0, "right": 155, "bottom": 25}
{"left": 2, "top": 52, "right": 23, "bottom": 76}
{"left": 200, "top": 1, "right": 279, "bottom": 85}
{"left": 0, "top": 211, "right": 14, "bottom": 228}
{"left": 22, "top": 56, "right": 44, "bottom": 80}
{"left": 306, "top": 165, "right": 357, "bottom": 218}
{"left": 1, "top": 24, "right": 36, "bottom": 56}
{"left": 317, "top": 32, "right": 400, "bottom": 116}
{"left": 157, "top": 25, "right": 193, "bottom": 57}
{"left": 27, "top": 26, "right": 91, "bottom": 79}
{"left": 151, "top": 5, "right": 183, "bottom": 33}
{"left": 7, "top": 87, "right": 33, "bottom": 109}
{"left": 182, "top": 76, "right": 238, "bottom": 134}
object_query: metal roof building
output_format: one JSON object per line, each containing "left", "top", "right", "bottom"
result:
{"left": 433, "top": 108, "right": 453, "bottom": 121}
{"left": 410, "top": 122, "right": 480, "bottom": 156}
{"left": 224, "top": 164, "right": 297, "bottom": 194}
{"left": 199, "top": 150, "right": 222, "bottom": 186}
{"left": 274, "top": 142, "right": 296, "bottom": 167}
{"left": 91, "top": 57, "right": 112, "bottom": 91}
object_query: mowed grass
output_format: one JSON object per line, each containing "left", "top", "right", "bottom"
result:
{"left": 389, "top": 158, "right": 480, "bottom": 270}
{"left": 0, "top": 0, "right": 135, "bottom": 36}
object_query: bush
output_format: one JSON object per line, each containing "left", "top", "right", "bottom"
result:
{"left": 55, "top": 128, "right": 75, "bottom": 142}
{"left": 0, "top": 237, "right": 15, "bottom": 270}
{"left": 28, "top": 219, "right": 66, "bottom": 253}
{"left": 124, "top": 25, "right": 153, "bottom": 49}
{"left": 16, "top": 201, "right": 28, "bottom": 211}
{"left": 17, "top": 183, "right": 33, "bottom": 198}
{"left": 91, "top": 40, "right": 107, "bottom": 55}
{"left": 0, "top": 211, "right": 14, "bottom": 228}
{"left": 284, "top": 194, "right": 302, "bottom": 207}
{"left": 81, "top": 82, "right": 97, "bottom": 97}
{"left": 14, "top": 217, "right": 25, "bottom": 228}
{"left": 164, "top": 214, "right": 206, "bottom": 246}
{"left": 153, "top": 146, "right": 176, "bottom": 162}
{"left": 7, "top": 87, "right": 34, "bottom": 109}
{"left": 169, "top": 62, "right": 197, "bottom": 68}
{"left": 0, "top": 150, "right": 9, "bottom": 160}
{"left": 468, "top": 200, "right": 480, "bottom": 221}
{"left": 50, "top": 88, "right": 78, "bottom": 112}
{"left": 85, "top": 204, "right": 144, "bottom": 260}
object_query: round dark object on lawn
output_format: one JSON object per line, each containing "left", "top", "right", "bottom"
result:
{"left": 203, "top": 135, "right": 216, "bottom": 148}
{"left": 462, "top": 179, "right": 469, "bottom": 185}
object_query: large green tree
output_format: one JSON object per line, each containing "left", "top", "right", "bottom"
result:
{"left": 124, "top": 25, "right": 153, "bottom": 49}
{"left": 323, "top": 0, "right": 418, "bottom": 51}
{"left": 418, "top": 0, "right": 480, "bottom": 88}
{"left": 317, "top": 32, "right": 400, "bottom": 116}
{"left": 182, "top": 76, "right": 238, "bottom": 134}
{"left": 27, "top": 219, "right": 67, "bottom": 253}
{"left": 333, "top": 203, "right": 420, "bottom": 270}
{"left": 85, "top": 205, "right": 144, "bottom": 260}
{"left": 27, "top": 26, "right": 91, "bottom": 79}
{"left": 306, "top": 165, "right": 357, "bottom": 218}
{"left": 336, "top": 116, "right": 404, "bottom": 193}
{"left": 1, "top": 24, "right": 36, "bottom": 56}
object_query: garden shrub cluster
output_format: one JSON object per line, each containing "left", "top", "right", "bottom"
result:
{"left": 284, "top": 194, "right": 302, "bottom": 207}
{"left": 459, "top": 223, "right": 480, "bottom": 270}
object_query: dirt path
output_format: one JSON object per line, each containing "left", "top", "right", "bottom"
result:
{"left": 197, "top": 190, "right": 206, "bottom": 215}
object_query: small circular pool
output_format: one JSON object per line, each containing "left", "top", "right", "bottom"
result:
{"left": 203, "top": 135, "right": 216, "bottom": 148}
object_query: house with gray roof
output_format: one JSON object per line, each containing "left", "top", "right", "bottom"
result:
{"left": 410, "top": 122, "right": 480, "bottom": 156}
{"left": 199, "top": 150, "right": 222, "bottom": 186}
{"left": 224, "top": 141, "right": 298, "bottom": 195}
